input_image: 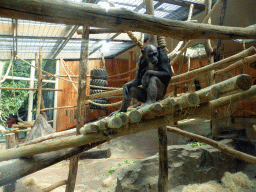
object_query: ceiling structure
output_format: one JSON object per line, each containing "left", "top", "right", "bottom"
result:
{"left": 0, "top": 0, "right": 209, "bottom": 61}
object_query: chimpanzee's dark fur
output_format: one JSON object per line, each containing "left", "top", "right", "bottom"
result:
{"left": 109, "top": 45, "right": 172, "bottom": 116}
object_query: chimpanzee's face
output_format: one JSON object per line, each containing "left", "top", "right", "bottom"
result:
{"left": 142, "top": 45, "right": 159, "bottom": 66}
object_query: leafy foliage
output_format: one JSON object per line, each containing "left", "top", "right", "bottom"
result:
{"left": 0, "top": 59, "right": 54, "bottom": 126}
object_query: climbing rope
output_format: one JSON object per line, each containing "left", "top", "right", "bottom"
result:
{"left": 157, "top": 36, "right": 169, "bottom": 52}
{"left": 88, "top": 99, "right": 122, "bottom": 107}
{"left": 60, "top": 58, "right": 78, "bottom": 91}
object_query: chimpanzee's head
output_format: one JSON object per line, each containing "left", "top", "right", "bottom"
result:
{"left": 141, "top": 45, "right": 160, "bottom": 66}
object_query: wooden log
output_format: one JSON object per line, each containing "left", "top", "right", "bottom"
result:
{"left": 0, "top": 141, "right": 105, "bottom": 187}
{"left": 171, "top": 47, "right": 256, "bottom": 83}
{"left": 80, "top": 124, "right": 98, "bottom": 135}
{"left": 19, "top": 128, "right": 76, "bottom": 147}
{"left": 104, "top": 116, "right": 123, "bottom": 129}
{"left": 195, "top": 74, "right": 252, "bottom": 103}
{"left": 118, "top": 114, "right": 129, "bottom": 125}
{"left": 214, "top": 74, "right": 252, "bottom": 93}
{"left": 127, "top": 110, "right": 142, "bottom": 123}
{"left": 174, "top": 92, "right": 200, "bottom": 108}
{"left": 158, "top": 126, "right": 168, "bottom": 192}
{"left": 166, "top": 126, "right": 256, "bottom": 165}
{"left": 0, "top": 116, "right": 170, "bottom": 162}
{"left": 77, "top": 28, "right": 123, "bottom": 35}
{"left": 138, "top": 102, "right": 163, "bottom": 119}
{"left": 42, "top": 180, "right": 68, "bottom": 192}
{"left": 196, "top": 86, "right": 219, "bottom": 103}
{"left": 79, "top": 148, "right": 111, "bottom": 159}
{"left": 1, "top": 0, "right": 256, "bottom": 40}
{"left": 215, "top": 54, "right": 256, "bottom": 75}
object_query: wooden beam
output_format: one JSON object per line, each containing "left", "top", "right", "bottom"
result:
{"left": 0, "top": 0, "right": 256, "bottom": 40}
{"left": 0, "top": 142, "right": 105, "bottom": 187}
{"left": 77, "top": 28, "right": 123, "bottom": 35}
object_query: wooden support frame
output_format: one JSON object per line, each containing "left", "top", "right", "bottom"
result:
{"left": 0, "top": 0, "right": 256, "bottom": 40}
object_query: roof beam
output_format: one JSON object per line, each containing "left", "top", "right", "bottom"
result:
{"left": 157, "top": 0, "right": 205, "bottom": 10}
{"left": 0, "top": 0, "right": 255, "bottom": 40}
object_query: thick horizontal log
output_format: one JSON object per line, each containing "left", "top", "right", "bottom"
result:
{"left": 215, "top": 54, "right": 256, "bottom": 75}
{"left": 79, "top": 148, "right": 111, "bottom": 159}
{"left": 0, "top": 0, "right": 256, "bottom": 40}
{"left": 19, "top": 129, "right": 76, "bottom": 147}
{"left": 0, "top": 141, "right": 105, "bottom": 186}
{"left": 0, "top": 116, "right": 170, "bottom": 162}
{"left": 166, "top": 126, "right": 256, "bottom": 165}
{"left": 196, "top": 74, "right": 252, "bottom": 103}
{"left": 42, "top": 180, "right": 68, "bottom": 192}
{"left": 171, "top": 47, "right": 256, "bottom": 83}
{"left": 77, "top": 28, "right": 123, "bottom": 35}
{"left": 1, "top": 85, "right": 256, "bottom": 162}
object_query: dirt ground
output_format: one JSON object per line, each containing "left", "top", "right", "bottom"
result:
{"left": 0, "top": 118, "right": 255, "bottom": 192}
{"left": 1, "top": 128, "right": 173, "bottom": 192}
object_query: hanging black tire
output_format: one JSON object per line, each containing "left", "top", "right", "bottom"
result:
{"left": 90, "top": 79, "right": 108, "bottom": 89}
{"left": 89, "top": 99, "right": 107, "bottom": 110}
{"left": 90, "top": 69, "right": 108, "bottom": 80}
{"left": 90, "top": 89, "right": 107, "bottom": 100}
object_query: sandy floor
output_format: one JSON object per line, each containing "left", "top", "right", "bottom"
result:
{"left": 0, "top": 118, "right": 255, "bottom": 192}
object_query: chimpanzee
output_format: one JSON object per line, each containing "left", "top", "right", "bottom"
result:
{"left": 110, "top": 44, "right": 172, "bottom": 116}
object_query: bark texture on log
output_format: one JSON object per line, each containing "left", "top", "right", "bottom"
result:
{"left": 0, "top": 0, "right": 256, "bottom": 40}
{"left": 0, "top": 142, "right": 105, "bottom": 187}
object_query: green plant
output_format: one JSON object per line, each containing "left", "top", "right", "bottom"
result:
{"left": 108, "top": 167, "right": 117, "bottom": 175}
{"left": 124, "top": 160, "right": 136, "bottom": 164}
{"left": 190, "top": 142, "right": 207, "bottom": 147}
{"left": 117, "top": 163, "right": 123, "bottom": 167}
{"left": 115, "top": 112, "right": 128, "bottom": 117}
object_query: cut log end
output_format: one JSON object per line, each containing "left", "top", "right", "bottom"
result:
{"left": 80, "top": 125, "right": 98, "bottom": 135}
{"left": 128, "top": 110, "right": 142, "bottom": 123}
{"left": 107, "top": 116, "right": 122, "bottom": 129}
{"left": 236, "top": 74, "right": 252, "bottom": 90}
{"left": 187, "top": 93, "right": 200, "bottom": 106}
{"left": 118, "top": 114, "right": 129, "bottom": 125}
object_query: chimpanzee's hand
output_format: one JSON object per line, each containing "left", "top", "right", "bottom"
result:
{"left": 142, "top": 72, "right": 150, "bottom": 88}
{"left": 123, "top": 83, "right": 131, "bottom": 99}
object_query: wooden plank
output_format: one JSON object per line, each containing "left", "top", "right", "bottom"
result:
{"left": 0, "top": 0, "right": 256, "bottom": 40}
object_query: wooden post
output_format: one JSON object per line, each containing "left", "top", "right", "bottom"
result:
{"left": 158, "top": 126, "right": 168, "bottom": 192}
{"left": 3, "top": 133, "right": 17, "bottom": 192}
{"left": 65, "top": 11, "right": 90, "bottom": 191}
{"left": 36, "top": 49, "right": 42, "bottom": 118}
{"left": 27, "top": 60, "right": 36, "bottom": 121}
{"left": 204, "top": 0, "right": 220, "bottom": 140}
